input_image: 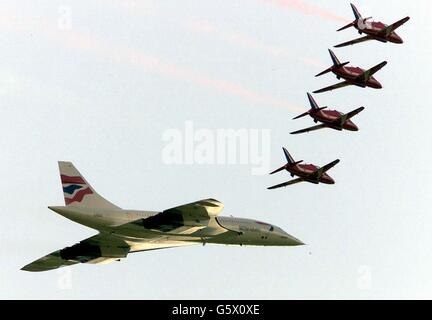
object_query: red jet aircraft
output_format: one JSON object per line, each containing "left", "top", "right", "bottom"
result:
{"left": 313, "top": 49, "right": 387, "bottom": 94}
{"left": 290, "top": 93, "right": 364, "bottom": 135}
{"left": 268, "top": 148, "right": 340, "bottom": 189}
{"left": 335, "top": 3, "right": 410, "bottom": 48}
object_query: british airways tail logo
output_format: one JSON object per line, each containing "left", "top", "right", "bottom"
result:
{"left": 61, "top": 175, "right": 93, "bottom": 204}
{"left": 63, "top": 184, "right": 82, "bottom": 194}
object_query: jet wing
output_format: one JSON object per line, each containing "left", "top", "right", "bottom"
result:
{"left": 334, "top": 35, "right": 373, "bottom": 48}
{"left": 309, "top": 159, "right": 340, "bottom": 180}
{"left": 344, "top": 106, "right": 365, "bottom": 120}
{"left": 378, "top": 17, "right": 410, "bottom": 37}
{"left": 357, "top": 61, "right": 387, "bottom": 82}
{"left": 21, "top": 233, "right": 130, "bottom": 272}
{"left": 332, "top": 106, "right": 365, "bottom": 125}
{"left": 22, "top": 250, "right": 78, "bottom": 272}
{"left": 267, "top": 178, "right": 304, "bottom": 190}
{"left": 290, "top": 124, "right": 327, "bottom": 135}
{"left": 164, "top": 198, "right": 224, "bottom": 219}
{"left": 319, "top": 159, "right": 340, "bottom": 173}
{"left": 313, "top": 81, "right": 351, "bottom": 94}
{"left": 135, "top": 199, "right": 225, "bottom": 233}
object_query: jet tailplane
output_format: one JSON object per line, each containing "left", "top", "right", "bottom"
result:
{"left": 337, "top": 21, "right": 355, "bottom": 32}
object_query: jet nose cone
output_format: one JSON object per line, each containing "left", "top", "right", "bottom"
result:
{"left": 394, "top": 34, "right": 403, "bottom": 43}
{"left": 322, "top": 173, "right": 335, "bottom": 184}
{"left": 287, "top": 237, "right": 305, "bottom": 246}
{"left": 294, "top": 238, "right": 305, "bottom": 246}
{"left": 346, "top": 120, "right": 358, "bottom": 131}
{"left": 369, "top": 77, "right": 382, "bottom": 89}
{"left": 281, "top": 232, "right": 305, "bottom": 246}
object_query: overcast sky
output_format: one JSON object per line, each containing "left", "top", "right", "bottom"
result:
{"left": 1, "top": 0, "right": 430, "bottom": 299}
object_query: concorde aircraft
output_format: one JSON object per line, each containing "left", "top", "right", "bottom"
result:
{"left": 22, "top": 162, "right": 304, "bottom": 272}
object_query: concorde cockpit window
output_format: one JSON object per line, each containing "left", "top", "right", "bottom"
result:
{"left": 269, "top": 226, "right": 274, "bottom": 232}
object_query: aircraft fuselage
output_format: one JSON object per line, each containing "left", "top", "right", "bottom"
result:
{"left": 48, "top": 206, "right": 304, "bottom": 247}
{"left": 312, "top": 109, "right": 358, "bottom": 131}
{"left": 354, "top": 21, "right": 403, "bottom": 43}
{"left": 333, "top": 66, "right": 382, "bottom": 89}
{"left": 286, "top": 164, "right": 335, "bottom": 184}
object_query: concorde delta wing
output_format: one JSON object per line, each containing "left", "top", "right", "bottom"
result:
{"left": 21, "top": 233, "right": 130, "bottom": 272}
{"left": 165, "top": 198, "right": 224, "bottom": 220}
{"left": 131, "top": 199, "right": 226, "bottom": 235}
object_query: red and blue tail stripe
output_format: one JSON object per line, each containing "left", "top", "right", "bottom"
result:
{"left": 61, "top": 175, "right": 93, "bottom": 205}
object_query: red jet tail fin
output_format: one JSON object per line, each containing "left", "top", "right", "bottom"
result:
{"left": 337, "top": 3, "right": 362, "bottom": 31}
{"left": 316, "top": 50, "right": 349, "bottom": 77}
{"left": 338, "top": 3, "right": 362, "bottom": 31}
{"left": 282, "top": 147, "right": 295, "bottom": 165}
{"left": 293, "top": 93, "right": 321, "bottom": 119}
{"left": 328, "top": 49, "right": 341, "bottom": 66}
{"left": 350, "top": 3, "right": 362, "bottom": 20}
{"left": 307, "top": 92, "right": 319, "bottom": 110}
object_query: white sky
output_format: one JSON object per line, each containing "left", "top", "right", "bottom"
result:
{"left": 1, "top": 0, "right": 431, "bottom": 299}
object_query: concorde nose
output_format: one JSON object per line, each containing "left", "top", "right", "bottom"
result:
{"left": 280, "top": 231, "right": 305, "bottom": 246}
